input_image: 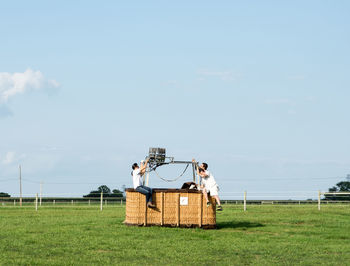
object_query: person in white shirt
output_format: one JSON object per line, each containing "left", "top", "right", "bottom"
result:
{"left": 193, "top": 159, "right": 222, "bottom": 211}
{"left": 131, "top": 158, "right": 155, "bottom": 208}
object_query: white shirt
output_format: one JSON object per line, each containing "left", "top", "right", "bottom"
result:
{"left": 132, "top": 169, "right": 143, "bottom": 189}
{"left": 201, "top": 170, "right": 218, "bottom": 190}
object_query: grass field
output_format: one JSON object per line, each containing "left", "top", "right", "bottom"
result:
{"left": 1, "top": 204, "right": 350, "bottom": 265}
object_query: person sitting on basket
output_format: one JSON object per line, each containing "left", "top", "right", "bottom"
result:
{"left": 192, "top": 159, "right": 223, "bottom": 211}
{"left": 131, "top": 158, "right": 156, "bottom": 208}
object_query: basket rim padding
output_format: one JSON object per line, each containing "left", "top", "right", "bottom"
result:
{"left": 125, "top": 188, "right": 201, "bottom": 193}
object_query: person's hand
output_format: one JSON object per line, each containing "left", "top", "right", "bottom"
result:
{"left": 192, "top": 158, "right": 196, "bottom": 163}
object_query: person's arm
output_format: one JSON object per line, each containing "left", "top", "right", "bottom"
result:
{"left": 192, "top": 158, "right": 200, "bottom": 176}
{"left": 140, "top": 158, "right": 150, "bottom": 175}
{"left": 192, "top": 158, "right": 203, "bottom": 189}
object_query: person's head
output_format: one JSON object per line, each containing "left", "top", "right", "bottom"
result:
{"left": 132, "top": 163, "right": 139, "bottom": 170}
{"left": 198, "top": 167, "right": 206, "bottom": 177}
{"left": 201, "top": 163, "right": 208, "bottom": 170}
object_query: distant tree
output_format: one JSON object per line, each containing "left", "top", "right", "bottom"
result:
{"left": 97, "top": 185, "right": 111, "bottom": 194}
{"left": 83, "top": 190, "right": 100, "bottom": 197}
{"left": 83, "top": 185, "right": 111, "bottom": 197}
{"left": 84, "top": 185, "right": 124, "bottom": 198}
{"left": 0, "top": 192, "right": 11, "bottom": 197}
{"left": 112, "top": 189, "right": 123, "bottom": 197}
{"left": 325, "top": 181, "right": 350, "bottom": 201}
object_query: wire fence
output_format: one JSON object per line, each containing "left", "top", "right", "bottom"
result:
{"left": 1, "top": 191, "right": 350, "bottom": 210}
{"left": 1, "top": 173, "right": 350, "bottom": 211}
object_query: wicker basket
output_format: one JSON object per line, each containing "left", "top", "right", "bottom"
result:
{"left": 124, "top": 188, "right": 216, "bottom": 229}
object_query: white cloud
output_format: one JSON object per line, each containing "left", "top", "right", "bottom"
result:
{"left": 1, "top": 151, "right": 26, "bottom": 165}
{"left": 197, "top": 69, "right": 241, "bottom": 81}
{"left": 2, "top": 151, "right": 16, "bottom": 165}
{"left": 0, "top": 68, "right": 60, "bottom": 103}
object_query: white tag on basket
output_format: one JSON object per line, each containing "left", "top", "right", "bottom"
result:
{"left": 180, "top": 197, "right": 188, "bottom": 206}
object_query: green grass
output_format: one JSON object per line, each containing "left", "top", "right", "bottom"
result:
{"left": 0, "top": 205, "right": 350, "bottom": 265}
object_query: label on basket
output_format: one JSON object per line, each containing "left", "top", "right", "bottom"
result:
{"left": 180, "top": 197, "right": 188, "bottom": 206}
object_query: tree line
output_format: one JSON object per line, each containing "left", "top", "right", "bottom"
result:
{"left": 83, "top": 185, "right": 124, "bottom": 198}
{"left": 324, "top": 179, "right": 350, "bottom": 201}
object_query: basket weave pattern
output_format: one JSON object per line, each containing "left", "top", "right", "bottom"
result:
{"left": 124, "top": 189, "right": 216, "bottom": 228}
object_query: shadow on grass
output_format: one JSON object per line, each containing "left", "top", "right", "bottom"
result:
{"left": 217, "top": 221, "right": 264, "bottom": 229}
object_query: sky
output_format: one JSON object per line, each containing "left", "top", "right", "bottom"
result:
{"left": 1, "top": 1, "right": 349, "bottom": 199}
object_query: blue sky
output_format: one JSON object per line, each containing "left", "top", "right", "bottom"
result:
{"left": 1, "top": 1, "right": 349, "bottom": 199}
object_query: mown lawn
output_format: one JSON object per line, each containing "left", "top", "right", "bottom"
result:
{"left": 0, "top": 204, "right": 349, "bottom": 265}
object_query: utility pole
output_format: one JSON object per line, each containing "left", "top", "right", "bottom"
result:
{"left": 19, "top": 165, "right": 22, "bottom": 207}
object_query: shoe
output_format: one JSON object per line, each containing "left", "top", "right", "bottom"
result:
{"left": 217, "top": 205, "right": 223, "bottom": 211}
{"left": 147, "top": 202, "right": 156, "bottom": 208}
{"left": 206, "top": 201, "right": 211, "bottom": 207}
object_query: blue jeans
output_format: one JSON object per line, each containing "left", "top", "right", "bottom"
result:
{"left": 136, "top": 185, "right": 153, "bottom": 203}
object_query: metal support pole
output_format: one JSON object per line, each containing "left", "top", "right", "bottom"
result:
{"left": 145, "top": 167, "right": 150, "bottom": 186}
{"left": 192, "top": 163, "right": 196, "bottom": 183}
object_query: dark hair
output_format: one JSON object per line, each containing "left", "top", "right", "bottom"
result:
{"left": 132, "top": 163, "right": 138, "bottom": 170}
{"left": 202, "top": 163, "right": 208, "bottom": 170}
{"left": 199, "top": 167, "right": 205, "bottom": 173}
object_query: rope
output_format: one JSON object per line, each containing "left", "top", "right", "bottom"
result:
{"left": 153, "top": 164, "right": 190, "bottom": 182}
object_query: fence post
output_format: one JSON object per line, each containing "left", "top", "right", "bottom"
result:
{"left": 105, "top": 199, "right": 107, "bottom": 206}
{"left": 71, "top": 200, "right": 73, "bottom": 205}
{"left": 89, "top": 200, "right": 91, "bottom": 206}
{"left": 40, "top": 182, "right": 42, "bottom": 206}
{"left": 244, "top": 191, "right": 247, "bottom": 211}
{"left": 100, "top": 192, "right": 103, "bottom": 211}
{"left": 120, "top": 199, "right": 122, "bottom": 206}
{"left": 35, "top": 193, "right": 38, "bottom": 211}
{"left": 14, "top": 200, "right": 16, "bottom": 206}
{"left": 53, "top": 200, "right": 55, "bottom": 205}
{"left": 318, "top": 190, "right": 321, "bottom": 211}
